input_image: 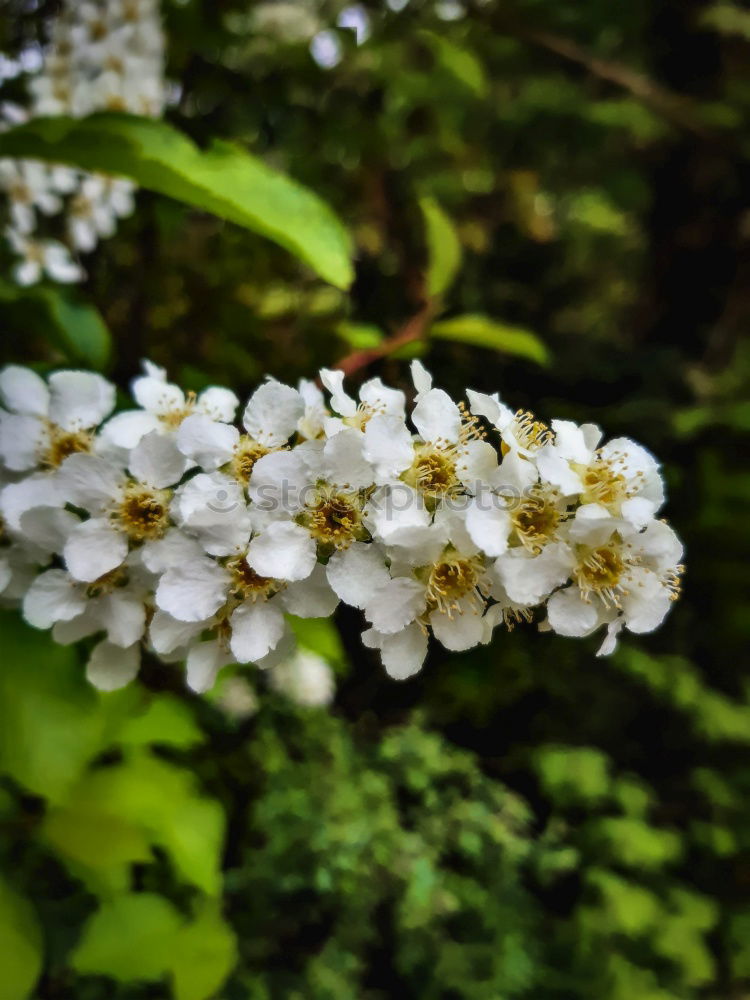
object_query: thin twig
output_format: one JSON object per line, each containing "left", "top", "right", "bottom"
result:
{"left": 333, "top": 301, "right": 435, "bottom": 377}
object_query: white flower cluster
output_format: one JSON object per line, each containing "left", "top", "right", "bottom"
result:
{"left": 0, "top": 360, "right": 684, "bottom": 693}
{"left": 1, "top": 0, "right": 166, "bottom": 284}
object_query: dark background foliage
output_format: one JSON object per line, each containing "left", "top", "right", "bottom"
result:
{"left": 1, "top": 0, "right": 749, "bottom": 997}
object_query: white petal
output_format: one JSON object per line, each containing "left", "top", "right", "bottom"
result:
{"left": 19, "top": 506, "right": 78, "bottom": 556}
{"left": 620, "top": 497, "right": 657, "bottom": 531}
{"left": 320, "top": 369, "right": 357, "bottom": 417}
{"left": 99, "top": 410, "right": 162, "bottom": 450}
{"left": 246, "top": 521, "right": 317, "bottom": 582}
{"left": 464, "top": 498, "right": 511, "bottom": 557}
{"left": 156, "top": 559, "right": 229, "bottom": 622}
{"left": 48, "top": 371, "right": 115, "bottom": 429}
{"left": 248, "top": 450, "right": 309, "bottom": 513}
{"left": 363, "top": 415, "right": 414, "bottom": 481}
{"left": 536, "top": 445, "right": 584, "bottom": 496}
{"left": 86, "top": 641, "right": 140, "bottom": 691}
{"left": 1, "top": 474, "right": 62, "bottom": 531}
{"left": 197, "top": 386, "right": 239, "bottom": 423}
{"left": 243, "top": 380, "right": 304, "bottom": 447}
{"left": 281, "top": 563, "right": 339, "bottom": 617}
{"left": 139, "top": 529, "right": 206, "bottom": 574}
{"left": 58, "top": 453, "right": 122, "bottom": 511}
{"left": 132, "top": 373, "right": 184, "bottom": 415}
{"left": 458, "top": 440, "right": 499, "bottom": 487}
{"left": 176, "top": 414, "right": 238, "bottom": 470}
{"left": 326, "top": 542, "right": 391, "bottom": 609}
{"left": 550, "top": 419, "right": 597, "bottom": 463}
{"left": 363, "top": 622, "right": 428, "bottom": 680}
{"left": 567, "top": 504, "right": 621, "bottom": 546}
{"left": 149, "top": 610, "right": 205, "bottom": 655}
{"left": 0, "top": 365, "right": 49, "bottom": 416}
{"left": 412, "top": 388, "right": 462, "bottom": 443}
{"left": 365, "top": 577, "right": 427, "bottom": 634}
{"left": 495, "top": 541, "right": 574, "bottom": 606}
{"left": 23, "top": 569, "right": 86, "bottom": 629}
{"left": 410, "top": 360, "right": 433, "bottom": 397}
{"left": 597, "top": 618, "right": 623, "bottom": 656}
{"left": 100, "top": 590, "right": 146, "bottom": 647}
{"left": 229, "top": 599, "right": 285, "bottom": 663}
{"left": 63, "top": 518, "right": 128, "bottom": 582}
{"left": 321, "top": 427, "right": 373, "bottom": 489}
{"left": 636, "top": 519, "right": 684, "bottom": 568}
{"left": 0, "top": 413, "right": 46, "bottom": 471}
{"left": 493, "top": 449, "right": 538, "bottom": 495}
{"left": 129, "top": 429, "right": 188, "bottom": 488}
{"left": 366, "top": 484, "right": 430, "bottom": 545}
{"left": 547, "top": 587, "right": 599, "bottom": 637}
{"left": 430, "top": 598, "right": 486, "bottom": 651}
{"left": 621, "top": 567, "right": 672, "bottom": 633}
{"left": 186, "top": 639, "right": 228, "bottom": 693}
{"left": 359, "top": 377, "right": 405, "bottom": 417}
{"left": 466, "top": 389, "right": 512, "bottom": 429}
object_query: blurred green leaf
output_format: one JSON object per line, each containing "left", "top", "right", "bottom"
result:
{"left": 0, "top": 612, "right": 106, "bottom": 801}
{"left": 71, "top": 892, "right": 182, "bottom": 983}
{"left": 0, "top": 279, "right": 111, "bottom": 369}
{"left": 0, "top": 877, "right": 42, "bottom": 1000}
{"left": 72, "top": 893, "right": 237, "bottom": 999}
{"left": 431, "top": 314, "right": 549, "bottom": 364}
{"left": 115, "top": 694, "right": 203, "bottom": 749}
{"left": 419, "top": 31, "right": 489, "bottom": 97}
{"left": 335, "top": 321, "right": 385, "bottom": 350}
{"left": 44, "top": 752, "right": 225, "bottom": 894}
{"left": 535, "top": 746, "right": 611, "bottom": 804}
{"left": 420, "top": 196, "right": 462, "bottom": 299}
{"left": 0, "top": 114, "right": 354, "bottom": 289}
{"left": 171, "top": 900, "right": 238, "bottom": 1000}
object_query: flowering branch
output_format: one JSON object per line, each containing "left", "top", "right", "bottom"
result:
{"left": 0, "top": 359, "right": 684, "bottom": 696}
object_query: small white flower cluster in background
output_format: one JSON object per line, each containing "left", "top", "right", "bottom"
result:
{"left": 0, "top": 359, "right": 684, "bottom": 695}
{"left": 1, "top": 0, "right": 166, "bottom": 284}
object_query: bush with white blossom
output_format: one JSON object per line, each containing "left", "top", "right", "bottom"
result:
{"left": 1, "top": 0, "right": 165, "bottom": 284}
{"left": 0, "top": 358, "right": 684, "bottom": 693}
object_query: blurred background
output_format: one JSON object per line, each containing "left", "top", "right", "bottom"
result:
{"left": 1, "top": 1, "right": 750, "bottom": 997}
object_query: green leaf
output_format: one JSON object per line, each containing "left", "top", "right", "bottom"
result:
{"left": 71, "top": 892, "right": 182, "bottom": 983}
{"left": 0, "top": 114, "right": 354, "bottom": 289}
{"left": 335, "top": 322, "right": 385, "bottom": 350}
{"left": 419, "top": 196, "right": 462, "bottom": 299}
{"left": 44, "top": 752, "right": 225, "bottom": 894}
{"left": 115, "top": 694, "right": 203, "bottom": 749}
{"left": 0, "top": 612, "right": 107, "bottom": 801}
{"left": 72, "top": 894, "right": 237, "bottom": 1000}
{"left": 171, "top": 900, "right": 238, "bottom": 1000}
{"left": 0, "top": 280, "right": 111, "bottom": 369}
{"left": 431, "top": 314, "right": 549, "bottom": 364}
{"left": 0, "top": 877, "right": 43, "bottom": 1000}
{"left": 419, "top": 31, "right": 488, "bottom": 97}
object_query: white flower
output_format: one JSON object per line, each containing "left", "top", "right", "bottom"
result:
{"left": 101, "top": 360, "right": 239, "bottom": 449}
{"left": 0, "top": 160, "right": 62, "bottom": 233}
{"left": 536, "top": 422, "right": 665, "bottom": 529}
{"left": 546, "top": 511, "right": 683, "bottom": 651}
{"left": 6, "top": 230, "right": 84, "bottom": 286}
{"left": 177, "top": 377, "right": 303, "bottom": 481}
{"left": 320, "top": 368, "right": 405, "bottom": 434}
{"left": 58, "top": 432, "right": 185, "bottom": 582}
{"left": 0, "top": 365, "right": 115, "bottom": 473}
{"left": 67, "top": 174, "right": 136, "bottom": 252}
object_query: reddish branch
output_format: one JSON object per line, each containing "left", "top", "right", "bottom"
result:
{"left": 333, "top": 301, "right": 435, "bottom": 377}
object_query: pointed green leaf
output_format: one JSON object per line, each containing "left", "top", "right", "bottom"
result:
{"left": 431, "top": 314, "right": 549, "bottom": 364}
{"left": 419, "top": 31, "right": 488, "bottom": 97}
{"left": 0, "top": 114, "right": 354, "bottom": 288}
{"left": 420, "top": 196, "right": 462, "bottom": 299}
